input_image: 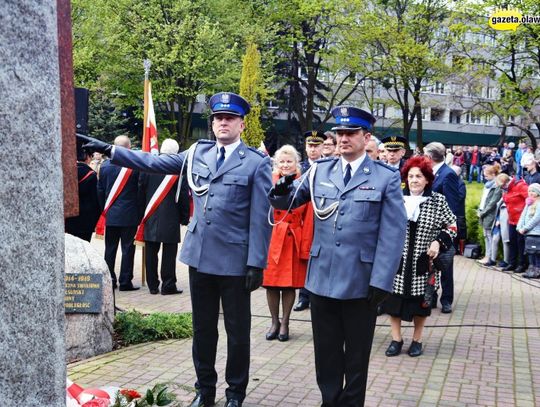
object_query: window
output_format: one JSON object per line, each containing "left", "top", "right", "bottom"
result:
{"left": 430, "top": 108, "right": 445, "bottom": 122}
{"left": 374, "top": 103, "right": 386, "bottom": 118}
{"left": 465, "top": 112, "right": 481, "bottom": 124}
{"left": 450, "top": 110, "right": 462, "bottom": 124}
{"left": 434, "top": 82, "right": 445, "bottom": 94}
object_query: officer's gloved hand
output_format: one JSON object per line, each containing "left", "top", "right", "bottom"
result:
{"left": 367, "top": 286, "right": 389, "bottom": 312}
{"left": 273, "top": 173, "right": 296, "bottom": 196}
{"left": 245, "top": 267, "right": 263, "bottom": 292}
{"left": 76, "top": 133, "right": 113, "bottom": 156}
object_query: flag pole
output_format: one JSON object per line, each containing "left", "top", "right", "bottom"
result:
{"left": 140, "top": 59, "right": 151, "bottom": 287}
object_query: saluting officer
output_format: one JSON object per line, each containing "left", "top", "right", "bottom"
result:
{"left": 269, "top": 106, "right": 407, "bottom": 407}
{"left": 79, "top": 92, "right": 272, "bottom": 407}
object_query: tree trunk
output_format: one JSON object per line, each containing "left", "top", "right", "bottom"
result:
{"left": 415, "top": 107, "right": 423, "bottom": 150}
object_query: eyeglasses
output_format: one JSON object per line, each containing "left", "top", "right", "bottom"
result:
{"left": 323, "top": 143, "right": 335, "bottom": 146}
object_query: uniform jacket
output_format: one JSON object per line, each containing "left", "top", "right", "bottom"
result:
{"left": 138, "top": 171, "right": 190, "bottom": 243}
{"left": 97, "top": 159, "right": 140, "bottom": 227}
{"left": 112, "top": 140, "right": 272, "bottom": 276}
{"left": 65, "top": 162, "right": 101, "bottom": 236}
{"left": 432, "top": 163, "right": 465, "bottom": 217}
{"left": 477, "top": 183, "right": 503, "bottom": 229}
{"left": 503, "top": 178, "right": 529, "bottom": 225}
{"left": 393, "top": 189, "right": 457, "bottom": 297}
{"left": 263, "top": 174, "right": 313, "bottom": 288}
{"left": 269, "top": 156, "right": 407, "bottom": 299}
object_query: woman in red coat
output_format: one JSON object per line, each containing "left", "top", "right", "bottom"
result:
{"left": 263, "top": 145, "right": 313, "bottom": 342}
{"left": 499, "top": 173, "right": 529, "bottom": 272}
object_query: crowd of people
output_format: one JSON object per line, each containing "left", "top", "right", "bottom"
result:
{"left": 68, "top": 91, "right": 540, "bottom": 407}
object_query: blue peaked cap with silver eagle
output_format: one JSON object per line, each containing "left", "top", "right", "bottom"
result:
{"left": 331, "top": 106, "right": 376, "bottom": 131}
{"left": 209, "top": 92, "right": 251, "bottom": 117}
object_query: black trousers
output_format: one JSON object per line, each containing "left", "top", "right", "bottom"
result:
{"left": 438, "top": 245, "right": 456, "bottom": 306}
{"left": 310, "top": 293, "right": 377, "bottom": 407}
{"left": 189, "top": 267, "right": 251, "bottom": 402}
{"left": 104, "top": 226, "right": 137, "bottom": 288}
{"left": 508, "top": 224, "right": 527, "bottom": 267}
{"left": 145, "top": 241, "right": 178, "bottom": 293}
{"left": 298, "top": 287, "right": 311, "bottom": 304}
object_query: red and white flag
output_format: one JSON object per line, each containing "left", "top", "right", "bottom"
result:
{"left": 142, "top": 81, "right": 159, "bottom": 155}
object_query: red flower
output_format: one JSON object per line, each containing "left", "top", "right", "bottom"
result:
{"left": 120, "top": 389, "right": 142, "bottom": 400}
{"left": 81, "top": 399, "right": 109, "bottom": 407}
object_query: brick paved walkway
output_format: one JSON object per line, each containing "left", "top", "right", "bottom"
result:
{"left": 68, "top": 239, "right": 540, "bottom": 406}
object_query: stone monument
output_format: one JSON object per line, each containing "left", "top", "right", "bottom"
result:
{"left": 65, "top": 234, "right": 114, "bottom": 362}
{"left": 0, "top": 1, "right": 69, "bottom": 405}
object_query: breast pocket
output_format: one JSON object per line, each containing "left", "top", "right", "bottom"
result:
{"left": 313, "top": 186, "right": 338, "bottom": 210}
{"left": 192, "top": 165, "right": 211, "bottom": 187}
{"left": 352, "top": 190, "right": 382, "bottom": 221}
{"left": 223, "top": 174, "right": 249, "bottom": 201}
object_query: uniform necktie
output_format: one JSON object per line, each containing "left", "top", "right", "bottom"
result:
{"left": 216, "top": 146, "right": 226, "bottom": 170}
{"left": 343, "top": 163, "right": 352, "bottom": 186}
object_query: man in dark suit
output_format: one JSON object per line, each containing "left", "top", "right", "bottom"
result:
{"left": 65, "top": 143, "right": 101, "bottom": 242}
{"left": 138, "top": 139, "right": 190, "bottom": 295}
{"left": 79, "top": 92, "right": 272, "bottom": 407}
{"left": 296, "top": 130, "right": 325, "bottom": 311}
{"left": 97, "top": 135, "right": 141, "bottom": 291}
{"left": 424, "top": 142, "right": 464, "bottom": 314}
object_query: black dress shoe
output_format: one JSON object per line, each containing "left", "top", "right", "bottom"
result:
{"left": 502, "top": 264, "right": 517, "bottom": 272}
{"left": 224, "top": 400, "right": 241, "bottom": 407}
{"left": 514, "top": 265, "right": 526, "bottom": 273}
{"left": 407, "top": 340, "right": 423, "bottom": 357}
{"left": 266, "top": 323, "right": 280, "bottom": 341}
{"left": 119, "top": 285, "right": 140, "bottom": 291}
{"left": 278, "top": 326, "right": 289, "bottom": 342}
{"left": 189, "top": 393, "right": 215, "bottom": 407}
{"left": 149, "top": 288, "right": 159, "bottom": 295}
{"left": 293, "top": 301, "right": 309, "bottom": 311}
{"left": 385, "top": 340, "right": 403, "bottom": 357}
{"left": 161, "top": 288, "right": 183, "bottom": 295}
{"left": 441, "top": 303, "right": 452, "bottom": 314}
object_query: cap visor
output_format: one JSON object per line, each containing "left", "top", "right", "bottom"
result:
{"left": 331, "top": 125, "right": 365, "bottom": 131}
{"left": 211, "top": 109, "right": 243, "bottom": 117}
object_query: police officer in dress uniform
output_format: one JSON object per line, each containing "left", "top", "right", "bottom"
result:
{"left": 381, "top": 135, "right": 408, "bottom": 170}
{"left": 269, "top": 106, "right": 407, "bottom": 407}
{"left": 295, "top": 130, "right": 325, "bottom": 311}
{"left": 79, "top": 92, "right": 272, "bottom": 407}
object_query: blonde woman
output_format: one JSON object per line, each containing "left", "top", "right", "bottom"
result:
{"left": 263, "top": 145, "right": 313, "bottom": 341}
{"left": 477, "top": 163, "right": 502, "bottom": 266}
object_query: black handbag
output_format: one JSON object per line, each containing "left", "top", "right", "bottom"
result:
{"left": 525, "top": 235, "right": 540, "bottom": 254}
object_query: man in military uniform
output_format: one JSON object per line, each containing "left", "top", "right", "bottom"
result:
{"left": 270, "top": 106, "right": 407, "bottom": 407}
{"left": 295, "top": 130, "right": 326, "bottom": 312}
{"left": 79, "top": 92, "right": 272, "bottom": 407}
{"left": 300, "top": 130, "right": 325, "bottom": 173}
{"left": 381, "top": 135, "right": 408, "bottom": 170}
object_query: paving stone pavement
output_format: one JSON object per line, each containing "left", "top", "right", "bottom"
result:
{"left": 68, "top": 239, "right": 540, "bottom": 406}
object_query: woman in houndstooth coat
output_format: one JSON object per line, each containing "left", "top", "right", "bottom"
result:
{"left": 381, "top": 156, "right": 457, "bottom": 357}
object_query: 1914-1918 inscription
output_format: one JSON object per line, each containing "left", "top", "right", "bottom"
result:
{"left": 65, "top": 273, "right": 102, "bottom": 313}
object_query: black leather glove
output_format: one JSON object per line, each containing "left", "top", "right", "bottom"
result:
{"left": 245, "top": 267, "right": 263, "bottom": 292}
{"left": 273, "top": 173, "right": 296, "bottom": 196}
{"left": 76, "top": 133, "right": 113, "bottom": 156}
{"left": 367, "top": 286, "right": 389, "bottom": 311}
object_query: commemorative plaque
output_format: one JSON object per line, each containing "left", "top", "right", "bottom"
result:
{"left": 65, "top": 273, "right": 103, "bottom": 313}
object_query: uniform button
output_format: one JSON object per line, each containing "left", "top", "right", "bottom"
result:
{"left": 206, "top": 220, "right": 211, "bottom": 225}
{"left": 337, "top": 225, "right": 342, "bottom": 230}
{"left": 340, "top": 211, "right": 345, "bottom": 215}
{"left": 207, "top": 207, "right": 212, "bottom": 211}
{"left": 209, "top": 192, "right": 214, "bottom": 197}
{"left": 341, "top": 196, "right": 346, "bottom": 200}
{"left": 336, "top": 242, "right": 341, "bottom": 246}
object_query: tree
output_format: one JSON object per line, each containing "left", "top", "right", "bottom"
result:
{"left": 347, "top": 0, "right": 460, "bottom": 148}
{"left": 451, "top": 0, "right": 540, "bottom": 148}
{"left": 239, "top": 43, "right": 268, "bottom": 147}
{"left": 87, "top": 88, "right": 129, "bottom": 143}
{"left": 72, "top": 0, "right": 243, "bottom": 146}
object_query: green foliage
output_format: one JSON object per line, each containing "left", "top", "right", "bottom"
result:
{"left": 88, "top": 88, "right": 129, "bottom": 142}
{"left": 240, "top": 43, "right": 266, "bottom": 147}
{"left": 114, "top": 310, "right": 192, "bottom": 346}
{"left": 465, "top": 182, "right": 484, "bottom": 252}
